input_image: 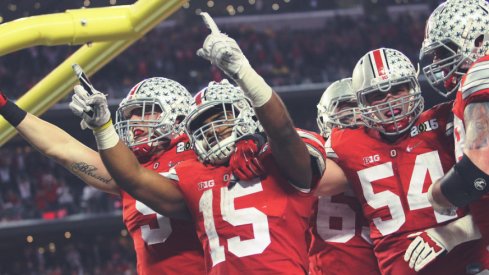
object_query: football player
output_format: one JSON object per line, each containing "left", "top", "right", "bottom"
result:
{"left": 0, "top": 77, "right": 208, "bottom": 274}
{"left": 310, "top": 78, "right": 380, "bottom": 275}
{"left": 318, "top": 48, "right": 488, "bottom": 274}
{"left": 418, "top": 0, "right": 489, "bottom": 250}
{"left": 72, "top": 75, "right": 326, "bottom": 274}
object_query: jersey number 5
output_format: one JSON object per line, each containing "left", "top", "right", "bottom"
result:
{"left": 135, "top": 200, "right": 172, "bottom": 245}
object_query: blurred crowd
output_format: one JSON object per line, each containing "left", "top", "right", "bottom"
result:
{"left": 0, "top": 146, "right": 120, "bottom": 222}
{"left": 0, "top": 0, "right": 433, "bottom": 23}
{"left": 1, "top": 232, "right": 136, "bottom": 275}
{"left": 0, "top": 11, "right": 427, "bottom": 100}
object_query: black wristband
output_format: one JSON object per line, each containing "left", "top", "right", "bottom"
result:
{"left": 0, "top": 100, "right": 27, "bottom": 127}
{"left": 440, "top": 154, "right": 489, "bottom": 208}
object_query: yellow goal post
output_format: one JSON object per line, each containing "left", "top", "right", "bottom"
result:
{"left": 0, "top": 0, "right": 187, "bottom": 146}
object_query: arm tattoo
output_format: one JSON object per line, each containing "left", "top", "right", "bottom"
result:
{"left": 71, "top": 162, "right": 113, "bottom": 184}
{"left": 464, "top": 102, "right": 489, "bottom": 150}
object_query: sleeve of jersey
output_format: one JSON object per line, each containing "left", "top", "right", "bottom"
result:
{"left": 296, "top": 129, "right": 327, "bottom": 190}
{"left": 460, "top": 57, "right": 489, "bottom": 106}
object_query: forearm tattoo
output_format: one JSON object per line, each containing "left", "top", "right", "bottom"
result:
{"left": 464, "top": 102, "right": 489, "bottom": 150}
{"left": 71, "top": 162, "right": 113, "bottom": 184}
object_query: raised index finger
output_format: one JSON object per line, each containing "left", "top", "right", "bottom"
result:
{"left": 200, "top": 12, "right": 220, "bottom": 34}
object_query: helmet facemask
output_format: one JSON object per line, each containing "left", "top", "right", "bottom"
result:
{"left": 317, "top": 96, "right": 361, "bottom": 137}
{"left": 352, "top": 48, "right": 424, "bottom": 137}
{"left": 420, "top": 38, "right": 474, "bottom": 97}
{"left": 420, "top": 0, "right": 489, "bottom": 97}
{"left": 116, "top": 98, "right": 172, "bottom": 156}
{"left": 317, "top": 78, "right": 362, "bottom": 138}
{"left": 359, "top": 78, "right": 424, "bottom": 136}
{"left": 185, "top": 80, "right": 259, "bottom": 165}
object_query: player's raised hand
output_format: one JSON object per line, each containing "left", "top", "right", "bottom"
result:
{"left": 197, "top": 12, "right": 249, "bottom": 80}
{"left": 69, "top": 85, "right": 110, "bottom": 130}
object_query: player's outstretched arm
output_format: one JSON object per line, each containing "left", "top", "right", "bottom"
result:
{"left": 315, "top": 158, "right": 349, "bottom": 196}
{"left": 69, "top": 85, "right": 189, "bottom": 218}
{"left": 0, "top": 92, "right": 118, "bottom": 195}
{"left": 197, "top": 12, "right": 312, "bottom": 189}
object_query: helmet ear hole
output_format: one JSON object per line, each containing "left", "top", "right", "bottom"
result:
{"left": 175, "top": 115, "right": 185, "bottom": 124}
{"left": 475, "top": 34, "right": 484, "bottom": 47}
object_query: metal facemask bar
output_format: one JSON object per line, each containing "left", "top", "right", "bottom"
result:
{"left": 328, "top": 96, "right": 362, "bottom": 129}
{"left": 359, "top": 78, "right": 424, "bottom": 136}
{"left": 115, "top": 98, "right": 171, "bottom": 148}
{"left": 188, "top": 101, "right": 242, "bottom": 164}
{"left": 421, "top": 38, "right": 472, "bottom": 98}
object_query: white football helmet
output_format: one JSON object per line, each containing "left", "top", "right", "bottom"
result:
{"left": 420, "top": 0, "right": 489, "bottom": 97}
{"left": 115, "top": 77, "right": 193, "bottom": 158}
{"left": 352, "top": 48, "right": 424, "bottom": 136}
{"left": 317, "top": 78, "right": 362, "bottom": 138}
{"left": 185, "top": 79, "right": 260, "bottom": 165}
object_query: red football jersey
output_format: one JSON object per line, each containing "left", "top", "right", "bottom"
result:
{"left": 120, "top": 134, "right": 205, "bottom": 275}
{"left": 329, "top": 102, "right": 489, "bottom": 274}
{"left": 171, "top": 144, "right": 318, "bottom": 274}
{"left": 308, "top": 192, "right": 380, "bottom": 275}
{"left": 309, "top": 129, "right": 380, "bottom": 275}
{"left": 453, "top": 55, "right": 489, "bottom": 246}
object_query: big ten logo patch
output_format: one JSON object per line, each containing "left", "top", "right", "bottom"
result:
{"left": 176, "top": 141, "right": 191, "bottom": 153}
{"left": 198, "top": 179, "right": 215, "bottom": 191}
{"left": 363, "top": 154, "right": 380, "bottom": 165}
{"left": 410, "top": 119, "right": 439, "bottom": 137}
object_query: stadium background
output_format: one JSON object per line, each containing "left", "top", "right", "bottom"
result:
{"left": 0, "top": 0, "right": 446, "bottom": 273}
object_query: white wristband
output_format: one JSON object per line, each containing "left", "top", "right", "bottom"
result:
{"left": 429, "top": 214, "right": 481, "bottom": 252}
{"left": 235, "top": 64, "right": 273, "bottom": 108}
{"left": 93, "top": 120, "right": 119, "bottom": 150}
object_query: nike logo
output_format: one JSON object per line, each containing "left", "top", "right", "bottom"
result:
{"left": 406, "top": 141, "right": 422, "bottom": 152}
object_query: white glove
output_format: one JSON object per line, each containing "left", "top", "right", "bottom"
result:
{"left": 196, "top": 13, "right": 248, "bottom": 79}
{"left": 404, "top": 230, "right": 447, "bottom": 271}
{"left": 403, "top": 214, "right": 481, "bottom": 272}
{"left": 69, "top": 85, "right": 111, "bottom": 130}
{"left": 196, "top": 12, "right": 272, "bottom": 107}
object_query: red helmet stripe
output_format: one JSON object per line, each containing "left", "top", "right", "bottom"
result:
{"left": 372, "top": 49, "right": 387, "bottom": 78}
{"left": 194, "top": 91, "right": 203, "bottom": 105}
{"left": 127, "top": 80, "right": 144, "bottom": 99}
